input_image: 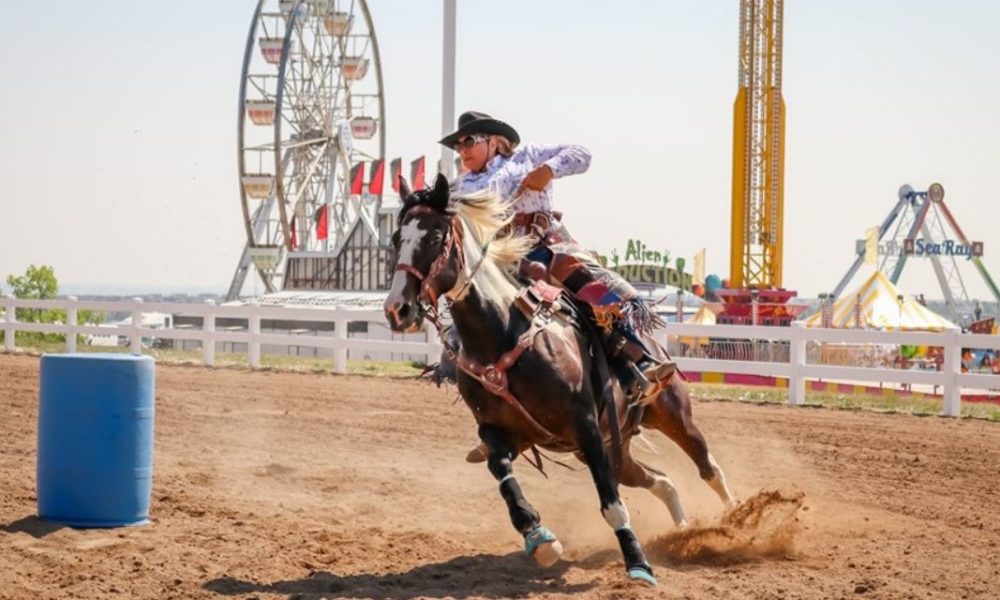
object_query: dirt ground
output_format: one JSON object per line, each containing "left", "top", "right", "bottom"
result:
{"left": 2, "top": 353, "right": 1000, "bottom": 600}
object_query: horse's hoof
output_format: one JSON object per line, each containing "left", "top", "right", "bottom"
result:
{"left": 627, "top": 566, "right": 658, "bottom": 587}
{"left": 532, "top": 539, "right": 564, "bottom": 567}
{"left": 524, "top": 526, "right": 562, "bottom": 567}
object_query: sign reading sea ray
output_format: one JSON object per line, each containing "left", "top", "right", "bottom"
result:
{"left": 855, "top": 238, "right": 984, "bottom": 261}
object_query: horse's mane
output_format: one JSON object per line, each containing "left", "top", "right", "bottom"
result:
{"left": 450, "top": 188, "right": 536, "bottom": 268}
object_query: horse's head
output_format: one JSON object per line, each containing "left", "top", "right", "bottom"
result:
{"left": 384, "top": 173, "right": 464, "bottom": 332}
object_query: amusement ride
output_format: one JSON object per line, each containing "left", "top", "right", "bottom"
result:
{"left": 228, "top": 0, "right": 388, "bottom": 300}
{"left": 222, "top": 0, "right": 996, "bottom": 330}
{"left": 831, "top": 183, "right": 999, "bottom": 324}
{"left": 715, "top": 0, "right": 804, "bottom": 326}
{"left": 718, "top": 1, "right": 994, "bottom": 328}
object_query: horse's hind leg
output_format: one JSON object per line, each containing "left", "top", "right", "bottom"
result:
{"left": 478, "top": 424, "right": 563, "bottom": 567}
{"left": 642, "top": 379, "right": 737, "bottom": 509}
{"left": 618, "top": 439, "right": 689, "bottom": 528}
{"left": 574, "top": 406, "right": 657, "bottom": 586}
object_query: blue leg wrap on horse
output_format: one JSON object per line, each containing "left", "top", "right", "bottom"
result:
{"left": 627, "top": 566, "right": 658, "bottom": 587}
{"left": 523, "top": 525, "right": 558, "bottom": 557}
{"left": 615, "top": 527, "right": 656, "bottom": 586}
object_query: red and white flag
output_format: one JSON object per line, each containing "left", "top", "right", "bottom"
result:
{"left": 368, "top": 159, "right": 385, "bottom": 196}
{"left": 410, "top": 156, "right": 425, "bottom": 191}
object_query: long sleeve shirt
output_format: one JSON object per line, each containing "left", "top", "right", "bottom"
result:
{"left": 451, "top": 143, "right": 591, "bottom": 214}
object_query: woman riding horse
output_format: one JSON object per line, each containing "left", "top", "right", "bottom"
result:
{"left": 441, "top": 111, "right": 676, "bottom": 460}
{"left": 384, "top": 177, "right": 736, "bottom": 587}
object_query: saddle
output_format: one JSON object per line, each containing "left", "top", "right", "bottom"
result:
{"left": 498, "top": 210, "right": 564, "bottom": 240}
{"left": 449, "top": 279, "right": 569, "bottom": 447}
{"left": 424, "top": 274, "right": 642, "bottom": 474}
{"left": 514, "top": 278, "right": 564, "bottom": 321}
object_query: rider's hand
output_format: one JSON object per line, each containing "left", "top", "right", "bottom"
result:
{"left": 514, "top": 165, "right": 554, "bottom": 197}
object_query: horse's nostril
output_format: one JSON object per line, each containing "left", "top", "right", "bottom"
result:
{"left": 398, "top": 303, "right": 411, "bottom": 321}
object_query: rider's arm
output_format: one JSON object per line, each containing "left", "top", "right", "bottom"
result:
{"left": 522, "top": 143, "right": 592, "bottom": 179}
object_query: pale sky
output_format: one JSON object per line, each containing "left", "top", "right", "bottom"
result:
{"left": 1, "top": 0, "right": 998, "bottom": 300}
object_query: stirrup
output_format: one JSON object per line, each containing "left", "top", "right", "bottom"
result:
{"left": 631, "top": 359, "right": 676, "bottom": 399}
{"left": 466, "top": 441, "right": 488, "bottom": 463}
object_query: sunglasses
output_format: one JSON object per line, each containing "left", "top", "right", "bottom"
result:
{"left": 453, "top": 134, "right": 488, "bottom": 151}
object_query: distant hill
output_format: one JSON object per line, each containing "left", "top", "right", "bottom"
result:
{"left": 65, "top": 292, "right": 222, "bottom": 304}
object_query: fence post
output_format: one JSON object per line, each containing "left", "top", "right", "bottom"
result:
{"left": 130, "top": 298, "right": 143, "bottom": 355}
{"left": 788, "top": 321, "right": 806, "bottom": 406}
{"left": 203, "top": 299, "right": 216, "bottom": 367}
{"left": 942, "top": 329, "right": 961, "bottom": 417}
{"left": 426, "top": 323, "right": 441, "bottom": 365}
{"left": 248, "top": 301, "right": 261, "bottom": 369}
{"left": 3, "top": 294, "right": 14, "bottom": 352}
{"left": 66, "top": 296, "right": 78, "bottom": 353}
{"left": 655, "top": 327, "right": 669, "bottom": 355}
{"left": 333, "top": 313, "right": 348, "bottom": 373}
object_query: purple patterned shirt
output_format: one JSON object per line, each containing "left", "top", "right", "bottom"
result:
{"left": 452, "top": 143, "right": 591, "bottom": 214}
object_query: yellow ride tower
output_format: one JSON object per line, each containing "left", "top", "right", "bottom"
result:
{"left": 730, "top": 0, "right": 785, "bottom": 289}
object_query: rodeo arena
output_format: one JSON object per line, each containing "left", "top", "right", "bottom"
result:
{"left": 3, "top": 2, "right": 1000, "bottom": 599}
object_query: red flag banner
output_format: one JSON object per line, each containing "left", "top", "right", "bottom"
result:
{"left": 368, "top": 159, "right": 385, "bottom": 196}
{"left": 315, "top": 205, "right": 329, "bottom": 241}
{"left": 390, "top": 157, "right": 402, "bottom": 192}
{"left": 289, "top": 219, "right": 297, "bottom": 249}
{"left": 349, "top": 162, "right": 365, "bottom": 196}
{"left": 410, "top": 156, "right": 425, "bottom": 191}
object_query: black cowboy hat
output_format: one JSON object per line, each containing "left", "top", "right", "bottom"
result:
{"left": 438, "top": 111, "right": 520, "bottom": 148}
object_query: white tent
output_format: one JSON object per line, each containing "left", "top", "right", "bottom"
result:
{"left": 805, "top": 271, "right": 957, "bottom": 331}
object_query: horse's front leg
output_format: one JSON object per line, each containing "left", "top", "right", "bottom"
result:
{"left": 479, "top": 423, "right": 563, "bottom": 567}
{"left": 574, "top": 406, "right": 658, "bottom": 587}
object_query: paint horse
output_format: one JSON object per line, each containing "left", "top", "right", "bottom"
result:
{"left": 384, "top": 174, "right": 735, "bottom": 587}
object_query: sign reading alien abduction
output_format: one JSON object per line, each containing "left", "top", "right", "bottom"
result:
{"left": 596, "top": 239, "right": 694, "bottom": 291}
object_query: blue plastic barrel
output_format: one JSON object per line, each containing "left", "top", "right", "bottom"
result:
{"left": 37, "top": 353, "right": 155, "bottom": 527}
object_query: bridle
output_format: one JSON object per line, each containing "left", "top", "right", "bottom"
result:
{"left": 393, "top": 206, "right": 465, "bottom": 312}
{"left": 392, "top": 203, "right": 496, "bottom": 357}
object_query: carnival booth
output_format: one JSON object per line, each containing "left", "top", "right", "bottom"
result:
{"left": 804, "top": 271, "right": 957, "bottom": 369}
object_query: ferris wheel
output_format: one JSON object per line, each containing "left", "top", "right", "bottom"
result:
{"left": 229, "top": 0, "right": 385, "bottom": 299}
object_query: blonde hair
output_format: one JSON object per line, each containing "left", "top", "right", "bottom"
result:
{"left": 491, "top": 135, "right": 516, "bottom": 158}
{"left": 452, "top": 188, "right": 534, "bottom": 266}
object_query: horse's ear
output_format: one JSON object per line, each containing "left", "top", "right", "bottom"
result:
{"left": 433, "top": 172, "right": 449, "bottom": 196}
{"left": 430, "top": 173, "right": 450, "bottom": 211}
{"left": 398, "top": 177, "right": 412, "bottom": 201}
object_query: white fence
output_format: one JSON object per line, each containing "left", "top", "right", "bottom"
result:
{"left": 0, "top": 297, "right": 440, "bottom": 373}
{"left": 3, "top": 297, "right": 999, "bottom": 417}
{"left": 653, "top": 322, "right": 1000, "bottom": 417}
